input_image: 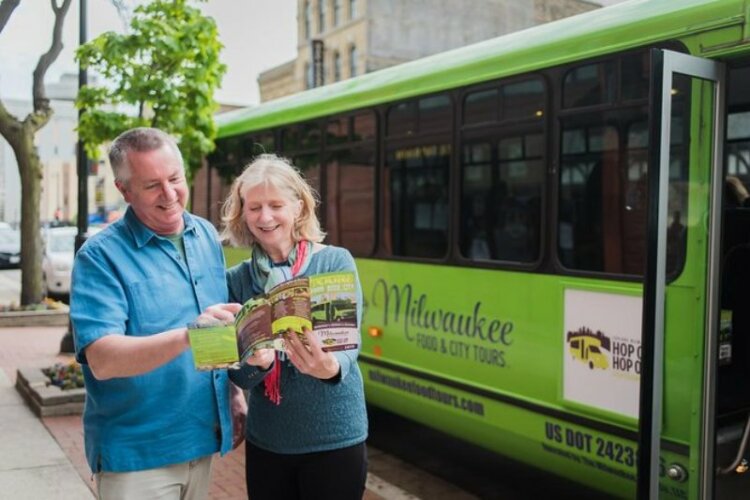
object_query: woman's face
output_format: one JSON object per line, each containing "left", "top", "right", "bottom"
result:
{"left": 242, "top": 182, "right": 302, "bottom": 262}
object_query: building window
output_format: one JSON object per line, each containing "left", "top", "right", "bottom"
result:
{"left": 318, "top": 0, "right": 326, "bottom": 33}
{"left": 334, "top": 51, "right": 341, "bottom": 82}
{"left": 304, "top": 1, "right": 311, "bottom": 39}
{"left": 333, "top": 0, "right": 341, "bottom": 26}
{"left": 349, "top": 44, "right": 358, "bottom": 77}
{"left": 349, "top": 0, "right": 357, "bottom": 19}
{"left": 305, "top": 62, "right": 313, "bottom": 89}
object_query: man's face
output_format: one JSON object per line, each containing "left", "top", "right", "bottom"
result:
{"left": 116, "top": 144, "right": 189, "bottom": 235}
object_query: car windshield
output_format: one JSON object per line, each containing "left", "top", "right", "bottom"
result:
{"left": 48, "top": 232, "right": 75, "bottom": 253}
{"left": 0, "top": 229, "right": 19, "bottom": 245}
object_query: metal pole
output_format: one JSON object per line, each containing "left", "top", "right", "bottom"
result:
{"left": 60, "top": 0, "right": 87, "bottom": 353}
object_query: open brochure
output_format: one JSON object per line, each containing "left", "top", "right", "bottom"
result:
{"left": 187, "top": 271, "right": 359, "bottom": 370}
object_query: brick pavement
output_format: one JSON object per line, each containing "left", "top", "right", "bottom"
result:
{"left": 0, "top": 325, "right": 386, "bottom": 500}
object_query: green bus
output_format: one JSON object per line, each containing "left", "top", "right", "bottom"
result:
{"left": 198, "top": 0, "right": 750, "bottom": 497}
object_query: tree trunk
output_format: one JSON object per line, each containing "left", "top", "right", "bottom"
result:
{"left": 15, "top": 130, "right": 44, "bottom": 305}
{"left": 0, "top": 0, "right": 73, "bottom": 306}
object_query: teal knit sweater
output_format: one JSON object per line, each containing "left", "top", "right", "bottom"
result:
{"left": 227, "top": 245, "right": 368, "bottom": 454}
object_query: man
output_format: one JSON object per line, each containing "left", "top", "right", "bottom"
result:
{"left": 71, "top": 127, "right": 243, "bottom": 499}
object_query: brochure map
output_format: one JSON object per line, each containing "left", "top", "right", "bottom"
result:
{"left": 187, "top": 272, "right": 358, "bottom": 370}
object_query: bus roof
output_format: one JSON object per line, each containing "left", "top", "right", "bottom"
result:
{"left": 216, "top": 0, "right": 746, "bottom": 138}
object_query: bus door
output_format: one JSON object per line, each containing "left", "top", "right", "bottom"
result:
{"left": 638, "top": 49, "right": 726, "bottom": 499}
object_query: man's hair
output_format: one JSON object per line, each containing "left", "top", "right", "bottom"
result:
{"left": 108, "top": 127, "right": 184, "bottom": 184}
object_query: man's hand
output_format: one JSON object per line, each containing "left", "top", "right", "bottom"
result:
{"left": 196, "top": 303, "right": 242, "bottom": 326}
{"left": 284, "top": 328, "right": 340, "bottom": 380}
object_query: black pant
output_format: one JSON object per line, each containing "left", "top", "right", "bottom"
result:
{"left": 244, "top": 440, "right": 368, "bottom": 500}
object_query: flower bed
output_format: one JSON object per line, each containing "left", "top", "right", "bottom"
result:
{"left": 43, "top": 361, "right": 84, "bottom": 390}
{"left": 16, "top": 362, "right": 85, "bottom": 417}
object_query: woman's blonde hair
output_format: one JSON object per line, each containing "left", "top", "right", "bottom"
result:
{"left": 221, "top": 154, "right": 325, "bottom": 247}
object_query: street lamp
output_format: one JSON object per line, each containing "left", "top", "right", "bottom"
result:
{"left": 60, "top": 0, "right": 88, "bottom": 353}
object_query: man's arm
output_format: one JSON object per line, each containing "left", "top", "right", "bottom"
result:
{"left": 85, "top": 302, "right": 245, "bottom": 380}
{"left": 85, "top": 328, "right": 189, "bottom": 380}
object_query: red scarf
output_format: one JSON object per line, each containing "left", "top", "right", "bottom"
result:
{"left": 263, "top": 240, "right": 310, "bottom": 405}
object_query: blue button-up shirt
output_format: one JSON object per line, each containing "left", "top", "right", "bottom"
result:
{"left": 71, "top": 207, "right": 233, "bottom": 473}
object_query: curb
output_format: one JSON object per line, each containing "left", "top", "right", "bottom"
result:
{"left": 0, "top": 308, "right": 69, "bottom": 327}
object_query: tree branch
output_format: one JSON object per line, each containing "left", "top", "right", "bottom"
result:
{"left": 0, "top": 98, "right": 22, "bottom": 146}
{"left": 31, "top": 0, "right": 74, "bottom": 128}
{"left": 0, "top": 0, "right": 20, "bottom": 34}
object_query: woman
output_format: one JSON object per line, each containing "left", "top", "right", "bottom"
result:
{"left": 221, "top": 154, "right": 368, "bottom": 499}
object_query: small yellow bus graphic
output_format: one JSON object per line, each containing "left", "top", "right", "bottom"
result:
{"left": 567, "top": 328, "right": 611, "bottom": 370}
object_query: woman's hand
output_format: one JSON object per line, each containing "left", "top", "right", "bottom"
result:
{"left": 284, "top": 327, "right": 340, "bottom": 380}
{"left": 244, "top": 348, "right": 275, "bottom": 370}
{"left": 196, "top": 303, "right": 242, "bottom": 326}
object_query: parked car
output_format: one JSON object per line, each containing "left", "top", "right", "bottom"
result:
{"left": 0, "top": 225, "right": 21, "bottom": 269}
{"left": 42, "top": 226, "right": 100, "bottom": 296}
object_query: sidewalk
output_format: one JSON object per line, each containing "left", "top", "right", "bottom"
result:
{"left": 0, "top": 325, "right": 402, "bottom": 500}
{"left": 0, "top": 326, "right": 92, "bottom": 499}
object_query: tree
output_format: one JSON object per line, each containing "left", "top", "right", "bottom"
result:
{"left": 76, "top": 0, "right": 226, "bottom": 180}
{"left": 0, "top": 0, "right": 74, "bottom": 305}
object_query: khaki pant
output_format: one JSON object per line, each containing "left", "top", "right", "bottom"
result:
{"left": 96, "top": 456, "right": 213, "bottom": 500}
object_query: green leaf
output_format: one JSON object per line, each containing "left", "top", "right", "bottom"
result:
{"left": 75, "top": 0, "right": 226, "bottom": 179}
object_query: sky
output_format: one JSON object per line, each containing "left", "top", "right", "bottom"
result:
{"left": 0, "top": 0, "right": 298, "bottom": 107}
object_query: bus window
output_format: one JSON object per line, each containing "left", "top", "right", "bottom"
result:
{"left": 283, "top": 121, "right": 322, "bottom": 197}
{"left": 240, "top": 133, "right": 276, "bottom": 165}
{"left": 419, "top": 95, "right": 452, "bottom": 135}
{"left": 323, "top": 111, "right": 377, "bottom": 256}
{"left": 255, "top": 132, "right": 276, "bottom": 156}
{"left": 292, "top": 153, "right": 321, "bottom": 196}
{"left": 563, "top": 61, "right": 616, "bottom": 108}
{"left": 282, "top": 122, "right": 321, "bottom": 151}
{"left": 353, "top": 112, "right": 375, "bottom": 141}
{"left": 461, "top": 142, "right": 493, "bottom": 259}
{"left": 281, "top": 126, "right": 301, "bottom": 151}
{"left": 459, "top": 76, "right": 546, "bottom": 264}
{"left": 208, "top": 136, "right": 242, "bottom": 178}
{"left": 501, "top": 79, "right": 545, "bottom": 122}
{"left": 459, "top": 133, "right": 543, "bottom": 262}
{"left": 621, "top": 52, "right": 649, "bottom": 101}
{"left": 464, "top": 88, "right": 498, "bottom": 126}
{"left": 325, "top": 147, "right": 376, "bottom": 256}
{"left": 326, "top": 118, "right": 349, "bottom": 145}
{"left": 559, "top": 123, "right": 632, "bottom": 273}
{"left": 301, "top": 122, "right": 321, "bottom": 149}
{"left": 558, "top": 70, "right": 689, "bottom": 276}
{"left": 387, "top": 101, "right": 416, "bottom": 137}
{"left": 385, "top": 143, "right": 451, "bottom": 258}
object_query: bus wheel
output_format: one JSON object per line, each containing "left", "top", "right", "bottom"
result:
{"left": 589, "top": 361, "right": 594, "bottom": 370}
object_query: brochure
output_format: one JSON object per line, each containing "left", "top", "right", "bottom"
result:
{"left": 187, "top": 271, "right": 359, "bottom": 370}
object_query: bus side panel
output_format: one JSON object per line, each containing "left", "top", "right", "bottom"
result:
{"left": 358, "top": 258, "right": 694, "bottom": 497}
